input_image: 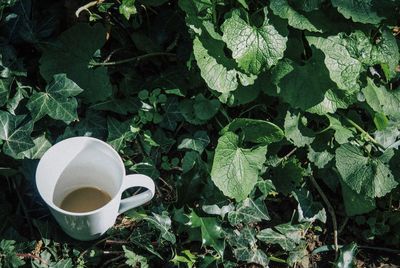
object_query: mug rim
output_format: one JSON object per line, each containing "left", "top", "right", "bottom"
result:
{"left": 36, "top": 136, "right": 126, "bottom": 216}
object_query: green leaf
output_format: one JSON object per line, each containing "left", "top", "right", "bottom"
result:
{"left": 270, "top": 0, "right": 321, "bottom": 32}
{"left": 180, "top": 99, "right": 208, "bottom": 125}
{"left": 186, "top": 210, "right": 224, "bottom": 256}
{"left": 160, "top": 97, "right": 183, "bottom": 130}
{"left": 307, "top": 146, "right": 334, "bottom": 169}
{"left": 90, "top": 96, "right": 140, "bottom": 115}
{"left": 270, "top": 158, "right": 305, "bottom": 195}
{"left": 0, "top": 78, "right": 11, "bottom": 106}
{"left": 326, "top": 115, "right": 354, "bottom": 144}
{"left": 144, "top": 212, "right": 176, "bottom": 244}
{"left": 6, "top": 82, "right": 28, "bottom": 115}
{"left": 306, "top": 89, "right": 357, "bottom": 115}
{"left": 178, "top": 130, "right": 210, "bottom": 154}
{"left": 222, "top": 118, "right": 284, "bottom": 145}
{"left": 331, "top": 0, "right": 382, "bottom": 24}
{"left": 284, "top": 110, "right": 315, "bottom": 147}
{"left": 193, "top": 37, "right": 238, "bottom": 94}
{"left": 106, "top": 117, "right": 135, "bottom": 151}
{"left": 0, "top": 111, "right": 34, "bottom": 158}
{"left": 307, "top": 34, "right": 362, "bottom": 91}
{"left": 119, "top": 0, "right": 137, "bottom": 20}
{"left": 202, "top": 204, "right": 234, "bottom": 219}
{"left": 278, "top": 48, "right": 335, "bottom": 111}
{"left": 221, "top": 9, "right": 287, "bottom": 75}
{"left": 0, "top": 240, "right": 25, "bottom": 267}
{"left": 39, "top": 23, "right": 111, "bottom": 103}
{"left": 370, "top": 29, "right": 399, "bottom": 80}
{"left": 123, "top": 246, "right": 149, "bottom": 268}
{"left": 362, "top": 78, "right": 400, "bottom": 120}
{"left": 26, "top": 74, "right": 83, "bottom": 124}
{"left": 211, "top": 132, "right": 268, "bottom": 201}
{"left": 292, "top": 0, "right": 323, "bottom": 11}
{"left": 340, "top": 182, "right": 376, "bottom": 216}
{"left": 373, "top": 113, "right": 388, "bottom": 131}
{"left": 257, "top": 223, "right": 307, "bottom": 251}
{"left": 227, "top": 227, "right": 269, "bottom": 267}
{"left": 335, "top": 143, "right": 398, "bottom": 198}
{"left": 182, "top": 151, "right": 199, "bottom": 173}
{"left": 292, "top": 188, "right": 327, "bottom": 223}
{"left": 17, "top": 134, "right": 51, "bottom": 159}
{"left": 193, "top": 94, "right": 220, "bottom": 121}
{"left": 171, "top": 250, "right": 197, "bottom": 268}
{"left": 335, "top": 242, "right": 358, "bottom": 268}
{"left": 228, "top": 197, "right": 270, "bottom": 225}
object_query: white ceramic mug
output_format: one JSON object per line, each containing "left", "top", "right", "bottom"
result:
{"left": 35, "top": 136, "right": 155, "bottom": 241}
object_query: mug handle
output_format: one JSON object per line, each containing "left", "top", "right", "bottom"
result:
{"left": 118, "top": 174, "right": 155, "bottom": 214}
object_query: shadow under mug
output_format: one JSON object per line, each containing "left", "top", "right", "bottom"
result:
{"left": 35, "top": 136, "right": 155, "bottom": 241}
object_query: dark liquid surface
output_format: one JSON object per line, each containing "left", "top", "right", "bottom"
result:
{"left": 60, "top": 187, "right": 112, "bottom": 213}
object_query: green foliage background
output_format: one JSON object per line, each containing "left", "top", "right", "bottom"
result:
{"left": 0, "top": 0, "right": 400, "bottom": 267}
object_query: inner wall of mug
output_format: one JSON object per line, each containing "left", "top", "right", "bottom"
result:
{"left": 52, "top": 141, "right": 123, "bottom": 207}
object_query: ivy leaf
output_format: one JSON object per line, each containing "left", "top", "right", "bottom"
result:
{"left": 284, "top": 110, "right": 315, "bottom": 147}
{"left": 202, "top": 204, "right": 235, "bottom": 219}
{"left": 26, "top": 74, "right": 83, "bottom": 124}
{"left": 221, "top": 9, "right": 287, "bottom": 75}
{"left": 0, "top": 240, "right": 25, "bottom": 267}
{"left": 270, "top": 0, "right": 321, "bottom": 32}
{"left": 106, "top": 117, "right": 135, "bottom": 151}
{"left": 222, "top": 118, "right": 284, "bottom": 145}
{"left": 211, "top": 132, "right": 268, "bottom": 201}
{"left": 292, "top": 188, "right": 327, "bottom": 223}
{"left": 228, "top": 197, "right": 270, "bottom": 225}
{"left": 122, "top": 246, "right": 148, "bottom": 268}
{"left": 182, "top": 151, "right": 202, "bottom": 173}
{"left": 90, "top": 96, "right": 140, "bottom": 115}
{"left": 335, "top": 143, "right": 398, "bottom": 198}
{"left": 144, "top": 212, "right": 176, "bottom": 244}
{"left": 119, "top": 0, "right": 137, "bottom": 20}
{"left": 227, "top": 227, "right": 269, "bottom": 267}
{"left": 0, "top": 111, "right": 34, "bottom": 158}
{"left": 335, "top": 242, "right": 358, "bottom": 268}
{"left": 257, "top": 223, "right": 308, "bottom": 251}
{"left": 331, "top": 0, "right": 383, "bottom": 24}
{"left": 186, "top": 210, "right": 224, "bottom": 256}
{"left": 39, "top": 23, "right": 112, "bottom": 103}
{"left": 193, "top": 94, "right": 220, "bottom": 121}
{"left": 362, "top": 78, "right": 400, "bottom": 120}
{"left": 178, "top": 130, "right": 210, "bottom": 154}
{"left": 160, "top": 97, "right": 183, "bottom": 131}
{"left": 17, "top": 134, "right": 51, "bottom": 159}
{"left": 0, "top": 78, "right": 11, "bottom": 106}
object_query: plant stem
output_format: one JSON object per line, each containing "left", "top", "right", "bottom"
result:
{"left": 342, "top": 115, "right": 385, "bottom": 150}
{"left": 309, "top": 176, "right": 339, "bottom": 259}
{"left": 269, "top": 255, "right": 287, "bottom": 264}
{"left": 276, "top": 147, "right": 298, "bottom": 166}
{"left": 359, "top": 245, "right": 400, "bottom": 254}
{"left": 75, "top": 0, "right": 102, "bottom": 18}
{"left": 16, "top": 253, "right": 48, "bottom": 264}
{"left": 90, "top": 52, "right": 176, "bottom": 67}
{"left": 338, "top": 217, "right": 349, "bottom": 234}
